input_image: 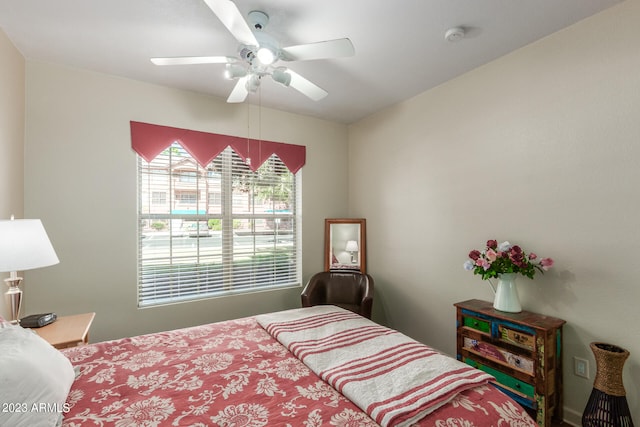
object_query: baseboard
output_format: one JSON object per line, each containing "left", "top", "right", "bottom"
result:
{"left": 562, "top": 406, "right": 582, "bottom": 426}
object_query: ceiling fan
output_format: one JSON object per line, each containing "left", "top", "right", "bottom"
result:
{"left": 151, "top": 0, "right": 355, "bottom": 103}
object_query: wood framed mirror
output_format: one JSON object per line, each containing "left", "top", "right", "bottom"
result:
{"left": 324, "top": 218, "right": 366, "bottom": 273}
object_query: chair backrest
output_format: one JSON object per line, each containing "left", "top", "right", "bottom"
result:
{"left": 321, "top": 271, "right": 368, "bottom": 304}
{"left": 301, "top": 271, "right": 374, "bottom": 318}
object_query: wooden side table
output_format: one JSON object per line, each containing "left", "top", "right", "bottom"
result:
{"left": 32, "top": 312, "right": 96, "bottom": 349}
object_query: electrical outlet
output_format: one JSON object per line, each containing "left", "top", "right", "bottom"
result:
{"left": 574, "top": 356, "right": 589, "bottom": 378}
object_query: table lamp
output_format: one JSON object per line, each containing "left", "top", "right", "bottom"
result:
{"left": 345, "top": 240, "right": 359, "bottom": 264}
{"left": 0, "top": 216, "right": 59, "bottom": 323}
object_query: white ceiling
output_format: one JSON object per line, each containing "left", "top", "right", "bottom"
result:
{"left": 0, "top": 0, "right": 622, "bottom": 124}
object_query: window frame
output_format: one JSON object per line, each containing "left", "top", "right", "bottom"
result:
{"left": 137, "top": 143, "right": 302, "bottom": 308}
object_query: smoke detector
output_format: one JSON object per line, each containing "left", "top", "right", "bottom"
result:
{"left": 445, "top": 27, "right": 465, "bottom": 42}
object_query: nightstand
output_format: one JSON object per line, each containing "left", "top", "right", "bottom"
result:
{"left": 455, "top": 300, "right": 565, "bottom": 427}
{"left": 32, "top": 312, "right": 96, "bottom": 349}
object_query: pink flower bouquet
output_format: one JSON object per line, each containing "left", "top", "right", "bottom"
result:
{"left": 464, "top": 239, "right": 553, "bottom": 280}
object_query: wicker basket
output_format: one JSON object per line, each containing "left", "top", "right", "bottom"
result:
{"left": 582, "top": 342, "right": 634, "bottom": 427}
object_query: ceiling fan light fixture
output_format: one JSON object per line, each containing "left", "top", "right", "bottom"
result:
{"left": 245, "top": 74, "right": 260, "bottom": 93}
{"left": 253, "top": 28, "right": 279, "bottom": 65}
{"left": 272, "top": 68, "right": 291, "bottom": 87}
{"left": 224, "top": 63, "right": 247, "bottom": 80}
{"left": 257, "top": 47, "right": 276, "bottom": 65}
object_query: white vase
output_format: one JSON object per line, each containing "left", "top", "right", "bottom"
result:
{"left": 493, "top": 273, "right": 522, "bottom": 313}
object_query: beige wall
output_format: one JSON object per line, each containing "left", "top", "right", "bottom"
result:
{"left": 23, "top": 61, "right": 349, "bottom": 342}
{"left": 0, "top": 29, "right": 25, "bottom": 318}
{"left": 349, "top": 0, "right": 640, "bottom": 424}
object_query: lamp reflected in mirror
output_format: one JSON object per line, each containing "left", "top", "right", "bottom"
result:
{"left": 345, "top": 240, "right": 359, "bottom": 263}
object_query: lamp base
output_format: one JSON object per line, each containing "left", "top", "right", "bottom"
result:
{"left": 4, "top": 276, "right": 23, "bottom": 324}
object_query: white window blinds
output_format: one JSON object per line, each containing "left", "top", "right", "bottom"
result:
{"left": 137, "top": 143, "right": 301, "bottom": 307}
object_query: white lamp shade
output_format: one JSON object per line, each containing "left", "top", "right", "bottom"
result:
{"left": 0, "top": 219, "right": 59, "bottom": 272}
{"left": 345, "top": 240, "right": 359, "bottom": 252}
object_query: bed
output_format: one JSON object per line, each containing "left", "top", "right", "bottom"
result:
{"left": 1, "top": 306, "right": 536, "bottom": 427}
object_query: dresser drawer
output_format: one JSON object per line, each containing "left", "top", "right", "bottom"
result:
{"left": 463, "top": 337, "right": 534, "bottom": 374}
{"left": 464, "top": 358, "right": 535, "bottom": 399}
{"left": 462, "top": 315, "right": 491, "bottom": 333}
{"left": 498, "top": 324, "right": 535, "bottom": 350}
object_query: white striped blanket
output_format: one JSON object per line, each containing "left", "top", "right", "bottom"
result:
{"left": 256, "top": 306, "right": 493, "bottom": 427}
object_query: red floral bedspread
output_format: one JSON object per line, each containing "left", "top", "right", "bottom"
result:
{"left": 61, "top": 316, "right": 535, "bottom": 427}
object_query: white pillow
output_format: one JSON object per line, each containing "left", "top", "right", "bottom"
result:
{"left": 0, "top": 322, "right": 75, "bottom": 427}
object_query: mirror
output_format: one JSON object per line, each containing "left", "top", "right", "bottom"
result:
{"left": 324, "top": 218, "right": 366, "bottom": 273}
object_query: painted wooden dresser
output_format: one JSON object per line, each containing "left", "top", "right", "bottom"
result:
{"left": 455, "top": 299, "right": 566, "bottom": 427}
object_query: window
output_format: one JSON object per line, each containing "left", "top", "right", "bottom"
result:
{"left": 151, "top": 191, "right": 166, "bottom": 205}
{"left": 137, "top": 142, "right": 301, "bottom": 307}
{"left": 177, "top": 170, "right": 197, "bottom": 182}
{"left": 176, "top": 191, "right": 198, "bottom": 204}
{"left": 208, "top": 192, "right": 221, "bottom": 207}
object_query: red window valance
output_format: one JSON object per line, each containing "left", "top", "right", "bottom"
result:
{"left": 130, "top": 121, "right": 306, "bottom": 173}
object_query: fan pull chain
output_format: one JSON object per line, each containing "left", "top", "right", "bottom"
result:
{"left": 246, "top": 97, "right": 251, "bottom": 166}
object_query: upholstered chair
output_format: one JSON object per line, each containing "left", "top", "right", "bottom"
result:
{"left": 300, "top": 271, "right": 374, "bottom": 319}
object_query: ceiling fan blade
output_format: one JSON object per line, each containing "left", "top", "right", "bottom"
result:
{"left": 281, "top": 38, "right": 355, "bottom": 62}
{"left": 286, "top": 69, "right": 328, "bottom": 101}
{"left": 227, "top": 75, "right": 250, "bottom": 103}
{"left": 203, "top": 0, "right": 258, "bottom": 47}
{"left": 151, "top": 56, "right": 236, "bottom": 66}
